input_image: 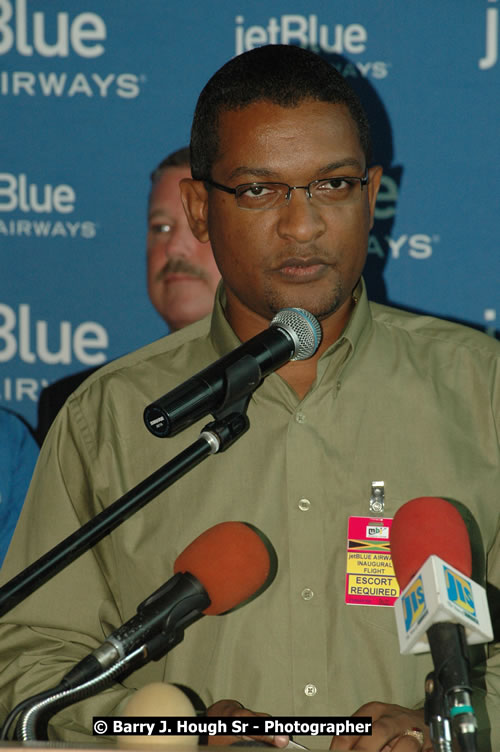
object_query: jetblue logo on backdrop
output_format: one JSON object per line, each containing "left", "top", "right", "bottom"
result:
{"left": 402, "top": 577, "right": 427, "bottom": 632}
{"left": 0, "top": 302, "right": 109, "bottom": 408}
{"left": 0, "top": 173, "right": 75, "bottom": 212}
{"left": 479, "top": 0, "right": 498, "bottom": 69}
{"left": 0, "top": 172, "right": 96, "bottom": 238}
{"left": 370, "top": 175, "right": 437, "bottom": 261}
{"left": 0, "top": 0, "right": 106, "bottom": 57}
{"left": 0, "top": 303, "right": 108, "bottom": 366}
{"left": 234, "top": 15, "right": 390, "bottom": 79}
{"left": 0, "top": 0, "right": 144, "bottom": 98}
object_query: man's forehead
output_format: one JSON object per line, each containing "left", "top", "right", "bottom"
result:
{"left": 213, "top": 100, "right": 363, "bottom": 176}
{"left": 218, "top": 97, "right": 351, "bottom": 122}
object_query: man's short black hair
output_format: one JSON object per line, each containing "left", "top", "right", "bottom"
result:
{"left": 190, "top": 44, "right": 372, "bottom": 181}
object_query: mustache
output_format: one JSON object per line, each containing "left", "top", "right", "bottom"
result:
{"left": 155, "top": 256, "right": 209, "bottom": 282}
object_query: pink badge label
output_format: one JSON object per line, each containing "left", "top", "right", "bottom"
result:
{"left": 345, "top": 516, "right": 399, "bottom": 607}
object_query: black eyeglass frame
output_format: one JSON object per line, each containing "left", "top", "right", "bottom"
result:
{"left": 203, "top": 169, "right": 369, "bottom": 209}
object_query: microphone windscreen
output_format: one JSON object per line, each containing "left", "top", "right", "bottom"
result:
{"left": 119, "top": 682, "right": 196, "bottom": 747}
{"left": 390, "top": 496, "right": 472, "bottom": 590}
{"left": 174, "top": 521, "right": 273, "bottom": 615}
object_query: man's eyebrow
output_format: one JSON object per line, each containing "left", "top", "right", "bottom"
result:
{"left": 227, "top": 158, "right": 365, "bottom": 182}
{"left": 318, "top": 159, "right": 365, "bottom": 174}
{"left": 227, "top": 166, "right": 278, "bottom": 181}
{"left": 148, "top": 209, "right": 173, "bottom": 222}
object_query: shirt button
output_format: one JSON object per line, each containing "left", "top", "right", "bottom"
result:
{"left": 304, "top": 684, "right": 317, "bottom": 697}
{"left": 301, "top": 588, "right": 314, "bottom": 601}
{"left": 298, "top": 498, "right": 311, "bottom": 511}
{"left": 295, "top": 412, "right": 306, "bottom": 424}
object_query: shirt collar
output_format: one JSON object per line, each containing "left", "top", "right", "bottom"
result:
{"left": 208, "top": 278, "right": 373, "bottom": 359}
{"left": 208, "top": 284, "right": 243, "bottom": 357}
{"left": 323, "top": 277, "right": 372, "bottom": 358}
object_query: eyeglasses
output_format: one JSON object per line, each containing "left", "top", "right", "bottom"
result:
{"left": 204, "top": 169, "right": 369, "bottom": 211}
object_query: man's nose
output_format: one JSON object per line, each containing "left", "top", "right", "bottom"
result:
{"left": 276, "top": 188, "right": 326, "bottom": 243}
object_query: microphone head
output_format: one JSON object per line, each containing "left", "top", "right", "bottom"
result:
{"left": 271, "top": 307, "right": 322, "bottom": 360}
{"left": 390, "top": 496, "right": 472, "bottom": 590}
{"left": 174, "top": 521, "right": 276, "bottom": 615}
{"left": 119, "top": 683, "right": 197, "bottom": 747}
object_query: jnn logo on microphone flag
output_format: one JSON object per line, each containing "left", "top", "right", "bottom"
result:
{"left": 394, "top": 555, "right": 493, "bottom": 655}
{"left": 444, "top": 566, "right": 477, "bottom": 622}
{"left": 402, "top": 576, "right": 428, "bottom": 632}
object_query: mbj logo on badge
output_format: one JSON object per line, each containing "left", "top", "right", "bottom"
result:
{"left": 366, "top": 525, "right": 389, "bottom": 539}
{"left": 444, "top": 567, "right": 476, "bottom": 619}
{"left": 402, "top": 576, "right": 427, "bottom": 632}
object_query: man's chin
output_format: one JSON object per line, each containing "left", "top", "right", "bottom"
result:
{"left": 266, "top": 289, "right": 347, "bottom": 322}
{"left": 261, "top": 273, "right": 351, "bottom": 319}
{"left": 161, "top": 301, "right": 214, "bottom": 331}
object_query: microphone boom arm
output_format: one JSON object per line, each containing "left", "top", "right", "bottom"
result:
{"left": 0, "top": 410, "right": 250, "bottom": 619}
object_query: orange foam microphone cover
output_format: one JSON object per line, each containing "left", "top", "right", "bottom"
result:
{"left": 390, "top": 496, "right": 472, "bottom": 590}
{"left": 174, "top": 521, "right": 272, "bottom": 615}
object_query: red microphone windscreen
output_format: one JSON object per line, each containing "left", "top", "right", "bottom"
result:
{"left": 390, "top": 497, "right": 472, "bottom": 590}
{"left": 173, "top": 521, "right": 273, "bottom": 615}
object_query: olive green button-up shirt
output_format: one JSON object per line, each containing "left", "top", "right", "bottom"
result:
{"left": 1, "top": 281, "right": 499, "bottom": 748}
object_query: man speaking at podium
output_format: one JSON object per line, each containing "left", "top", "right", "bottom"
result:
{"left": 0, "top": 45, "right": 499, "bottom": 751}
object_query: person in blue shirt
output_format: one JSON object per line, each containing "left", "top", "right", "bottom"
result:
{"left": 0, "top": 408, "right": 39, "bottom": 565}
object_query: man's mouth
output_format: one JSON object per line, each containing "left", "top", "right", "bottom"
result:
{"left": 274, "top": 256, "right": 330, "bottom": 279}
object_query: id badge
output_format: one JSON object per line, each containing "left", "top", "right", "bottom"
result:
{"left": 345, "top": 516, "right": 400, "bottom": 606}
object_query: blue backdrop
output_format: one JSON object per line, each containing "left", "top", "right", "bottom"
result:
{"left": 1, "top": 0, "right": 499, "bottom": 430}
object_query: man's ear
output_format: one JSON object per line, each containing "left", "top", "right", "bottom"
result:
{"left": 180, "top": 178, "right": 210, "bottom": 242}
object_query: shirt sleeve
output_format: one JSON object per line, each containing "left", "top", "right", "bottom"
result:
{"left": 0, "top": 410, "right": 39, "bottom": 566}
{"left": 0, "top": 398, "right": 134, "bottom": 742}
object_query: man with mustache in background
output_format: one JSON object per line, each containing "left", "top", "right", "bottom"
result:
{"left": 36, "top": 147, "right": 221, "bottom": 443}
{"left": 147, "top": 147, "right": 221, "bottom": 332}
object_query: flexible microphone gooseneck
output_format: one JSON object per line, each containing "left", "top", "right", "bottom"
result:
{"left": 9, "top": 521, "right": 276, "bottom": 742}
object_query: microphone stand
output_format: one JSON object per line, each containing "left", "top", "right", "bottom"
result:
{"left": 0, "top": 359, "right": 263, "bottom": 740}
{"left": 0, "top": 408, "right": 250, "bottom": 741}
{"left": 0, "top": 351, "right": 263, "bottom": 618}
{"left": 425, "top": 671, "right": 454, "bottom": 752}
{"left": 424, "top": 665, "right": 478, "bottom": 752}
{"left": 0, "top": 408, "right": 249, "bottom": 619}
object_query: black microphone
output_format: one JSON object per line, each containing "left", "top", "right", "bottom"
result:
{"left": 144, "top": 307, "right": 321, "bottom": 437}
{"left": 10, "top": 523, "right": 276, "bottom": 742}
{"left": 61, "top": 521, "right": 275, "bottom": 688}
